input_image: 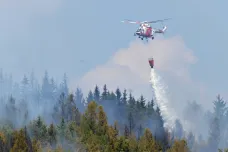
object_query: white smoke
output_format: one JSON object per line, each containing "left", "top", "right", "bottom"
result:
{"left": 77, "top": 38, "right": 205, "bottom": 134}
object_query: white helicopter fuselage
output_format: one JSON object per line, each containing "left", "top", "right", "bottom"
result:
{"left": 135, "top": 23, "right": 154, "bottom": 39}
{"left": 134, "top": 23, "right": 167, "bottom": 41}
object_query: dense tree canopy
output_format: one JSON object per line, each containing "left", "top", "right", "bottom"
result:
{"left": 0, "top": 70, "right": 226, "bottom": 151}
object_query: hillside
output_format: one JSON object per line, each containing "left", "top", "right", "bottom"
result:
{"left": 0, "top": 71, "right": 227, "bottom": 151}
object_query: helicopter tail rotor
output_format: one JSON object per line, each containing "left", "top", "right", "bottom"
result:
{"left": 162, "top": 26, "right": 167, "bottom": 34}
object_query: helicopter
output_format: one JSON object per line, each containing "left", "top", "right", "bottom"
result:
{"left": 121, "top": 18, "right": 171, "bottom": 41}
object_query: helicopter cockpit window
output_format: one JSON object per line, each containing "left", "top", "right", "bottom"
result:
{"left": 136, "top": 27, "right": 141, "bottom": 32}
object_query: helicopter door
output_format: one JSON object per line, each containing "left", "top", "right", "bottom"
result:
{"left": 146, "top": 27, "right": 152, "bottom": 36}
{"left": 141, "top": 26, "right": 146, "bottom": 35}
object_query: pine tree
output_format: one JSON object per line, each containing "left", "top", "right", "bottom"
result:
{"left": 21, "top": 75, "right": 29, "bottom": 85}
{"left": 57, "top": 118, "right": 66, "bottom": 144}
{"left": 65, "top": 94, "right": 76, "bottom": 121}
{"left": 186, "top": 131, "right": 195, "bottom": 151}
{"left": 81, "top": 101, "right": 98, "bottom": 135}
{"left": 10, "top": 129, "right": 28, "bottom": 152}
{"left": 50, "top": 77, "right": 58, "bottom": 100}
{"left": 147, "top": 99, "right": 155, "bottom": 116}
{"left": 208, "top": 117, "right": 220, "bottom": 151}
{"left": 107, "top": 124, "right": 118, "bottom": 151}
{"left": 32, "top": 139, "right": 42, "bottom": 152}
{"left": 57, "top": 93, "right": 66, "bottom": 119}
{"left": 139, "top": 95, "right": 146, "bottom": 109}
{"left": 213, "top": 95, "right": 227, "bottom": 119}
{"left": 6, "top": 96, "right": 17, "bottom": 124}
{"left": 41, "top": 71, "right": 52, "bottom": 100}
{"left": 114, "top": 121, "right": 119, "bottom": 136}
{"left": 137, "top": 125, "right": 143, "bottom": 140}
{"left": 155, "top": 107, "right": 166, "bottom": 142}
{"left": 24, "top": 126, "right": 33, "bottom": 152}
{"left": 167, "top": 140, "right": 189, "bottom": 152}
{"left": 122, "top": 89, "right": 127, "bottom": 105}
{"left": 75, "top": 88, "right": 83, "bottom": 104}
{"left": 66, "top": 121, "right": 77, "bottom": 141}
{"left": 138, "top": 128, "right": 161, "bottom": 151}
{"left": 101, "top": 84, "right": 108, "bottom": 101}
{"left": 30, "top": 116, "right": 48, "bottom": 142}
{"left": 212, "top": 95, "right": 226, "bottom": 147}
{"left": 108, "top": 91, "right": 116, "bottom": 100}
{"left": 115, "top": 136, "right": 130, "bottom": 152}
{"left": 128, "top": 92, "right": 136, "bottom": 112}
{"left": 0, "top": 131, "right": 6, "bottom": 152}
{"left": 124, "top": 125, "right": 130, "bottom": 138}
{"left": 97, "top": 106, "right": 108, "bottom": 135}
{"left": 115, "top": 88, "right": 121, "bottom": 105}
{"left": 86, "top": 90, "right": 94, "bottom": 104}
{"left": 48, "top": 123, "right": 57, "bottom": 146}
{"left": 128, "top": 112, "right": 135, "bottom": 134}
{"left": 93, "top": 85, "right": 100, "bottom": 102}
{"left": 75, "top": 88, "right": 84, "bottom": 112}
{"left": 59, "top": 73, "right": 68, "bottom": 97}
{"left": 21, "top": 75, "right": 29, "bottom": 99}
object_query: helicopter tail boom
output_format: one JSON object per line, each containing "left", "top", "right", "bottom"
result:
{"left": 154, "top": 26, "right": 167, "bottom": 34}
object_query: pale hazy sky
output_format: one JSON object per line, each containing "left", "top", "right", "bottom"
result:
{"left": 0, "top": 0, "right": 227, "bottom": 110}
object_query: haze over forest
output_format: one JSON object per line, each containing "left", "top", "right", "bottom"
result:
{"left": 0, "top": 70, "right": 227, "bottom": 151}
{"left": 0, "top": 0, "right": 228, "bottom": 151}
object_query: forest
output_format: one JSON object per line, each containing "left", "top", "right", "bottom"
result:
{"left": 0, "top": 70, "right": 227, "bottom": 152}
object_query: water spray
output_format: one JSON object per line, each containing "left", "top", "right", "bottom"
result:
{"left": 148, "top": 58, "right": 176, "bottom": 129}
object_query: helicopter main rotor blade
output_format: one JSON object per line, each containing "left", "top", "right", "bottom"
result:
{"left": 146, "top": 18, "right": 171, "bottom": 24}
{"left": 121, "top": 19, "right": 141, "bottom": 24}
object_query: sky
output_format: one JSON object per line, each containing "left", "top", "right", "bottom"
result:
{"left": 0, "top": 0, "right": 227, "bottom": 111}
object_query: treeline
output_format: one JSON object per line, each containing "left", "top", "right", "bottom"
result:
{"left": 0, "top": 92, "right": 227, "bottom": 152}
{"left": 0, "top": 70, "right": 227, "bottom": 151}
{"left": 0, "top": 99, "right": 189, "bottom": 151}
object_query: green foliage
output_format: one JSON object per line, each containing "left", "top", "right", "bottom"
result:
{"left": 167, "top": 140, "right": 189, "bottom": 152}
{"left": 1, "top": 85, "right": 228, "bottom": 151}
{"left": 29, "top": 116, "right": 48, "bottom": 143}
{"left": 48, "top": 123, "right": 57, "bottom": 146}
{"left": 10, "top": 129, "right": 28, "bottom": 152}
{"left": 32, "top": 139, "right": 42, "bottom": 152}
{"left": 0, "top": 131, "right": 7, "bottom": 152}
{"left": 218, "top": 149, "right": 228, "bottom": 152}
{"left": 138, "top": 128, "right": 161, "bottom": 151}
{"left": 75, "top": 101, "right": 188, "bottom": 152}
